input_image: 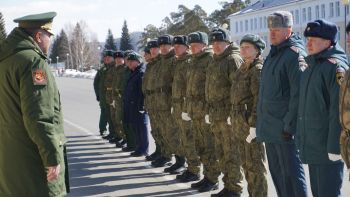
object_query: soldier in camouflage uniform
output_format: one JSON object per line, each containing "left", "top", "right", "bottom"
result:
{"left": 341, "top": 22, "right": 350, "bottom": 181}
{"left": 142, "top": 40, "right": 164, "bottom": 161}
{"left": 204, "top": 27, "right": 243, "bottom": 196}
{"left": 182, "top": 31, "right": 220, "bottom": 192}
{"left": 111, "top": 51, "right": 128, "bottom": 148}
{"left": 223, "top": 34, "right": 267, "bottom": 197}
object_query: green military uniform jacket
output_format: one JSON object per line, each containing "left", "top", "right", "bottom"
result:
{"left": 0, "top": 27, "right": 66, "bottom": 196}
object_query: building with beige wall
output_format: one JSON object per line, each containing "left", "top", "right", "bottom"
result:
{"left": 229, "top": 0, "right": 350, "bottom": 57}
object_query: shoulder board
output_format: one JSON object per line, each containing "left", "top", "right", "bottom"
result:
{"left": 255, "top": 63, "right": 263, "bottom": 70}
{"left": 328, "top": 58, "right": 337, "bottom": 64}
{"left": 290, "top": 46, "right": 299, "bottom": 54}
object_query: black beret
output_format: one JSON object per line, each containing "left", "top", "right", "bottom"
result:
{"left": 304, "top": 19, "right": 338, "bottom": 45}
{"left": 210, "top": 27, "right": 231, "bottom": 43}
{"left": 240, "top": 34, "right": 266, "bottom": 53}
{"left": 158, "top": 34, "right": 173, "bottom": 45}
{"left": 103, "top": 50, "right": 115, "bottom": 57}
{"left": 113, "top": 50, "right": 124, "bottom": 58}
{"left": 188, "top": 31, "right": 208, "bottom": 45}
{"left": 146, "top": 39, "right": 159, "bottom": 48}
{"left": 172, "top": 35, "right": 188, "bottom": 46}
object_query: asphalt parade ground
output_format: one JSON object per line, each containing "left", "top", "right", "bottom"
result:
{"left": 57, "top": 77, "right": 350, "bottom": 197}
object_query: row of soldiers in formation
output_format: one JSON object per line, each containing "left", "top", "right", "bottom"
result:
{"left": 94, "top": 10, "right": 350, "bottom": 197}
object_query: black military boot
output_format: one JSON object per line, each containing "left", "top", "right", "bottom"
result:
{"left": 151, "top": 156, "right": 171, "bottom": 167}
{"left": 145, "top": 145, "right": 161, "bottom": 161}
{"left": 225, "top": 190, "right": 241, "bottom": 197}
{"left": 164, "top": 155, "right": 185, "bottom": 174}
{"left": 179, "top": 170, "right": 200, "bottom": 183}
{"left": 115, "top": 139, "right": 125, "bottom": 148}
{"left": 197, "top": 179, "right": 218, "bottom": 193}
{"left": 211, "top": 188, "right": 228, "bottom": 197}
{"left": 191, "top": 177, "right": 208, "bottom": 188}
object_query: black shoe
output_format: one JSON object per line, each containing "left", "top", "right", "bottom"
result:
{"left": 179, "top": 171, "right": 200, "bottom": 182}
{"left": 176, "top": 171, "right": 188, "bottom": 180}
{"left": 197, "top": 180, "right": 218, "bottom": 193}
{"left": 164, "top": 163, "right": 184, "bottom": 173}
{"left": 225, "top": 191, "right": 241, "bottom": 197}
{"left": 109, "top": 137, "right": 118, "bottom": 143}
{"left": 145, "top": 151, "right": 160, "bottom": 161}
{"left": 191, "top": 177, "right": 207, "bottom": 188}
{"left": 130, "top": 151, "right": 146, "bottom": 157}
{"left": 151, "top": 157, "right": 171, "bottom": 167}
{"left": 115, "top": 140, "right": 125, "bottom": 148}
{"left": 122, "top": 146, "right": 134, "bottom": 152}
{"left": 102, "top": 134, "right": 113, "bottom": 140}
{"left": 99, "top": 130, "right": 107, "bottom": 136}
{"left": 211, "top": 188, "right": 228, "bottom": 197}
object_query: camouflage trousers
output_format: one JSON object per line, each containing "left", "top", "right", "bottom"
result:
{"left": 340, "top": 129, "right": 350, "bottom": 180}
{"left": 105, "top": 104, "right": 116, "bottom": 137}
{"left": 192, "top": 118, "right": 220, "bottom": 183}
{"left": 230, "top": 111, "right": 268, "bottom": 196}
{"left": 111, "top": 100, "right": 126, "bottom": 140}
{"left": 147, "top": 108, "right": 165, "bottom": 155}
{"left": 157, "top": 109, "right": 181, "bottom": 158}
{"left": 173, "top": 102, "right": 201, "bottom": 174}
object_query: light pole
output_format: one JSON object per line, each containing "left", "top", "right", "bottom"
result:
{"left": 80, "top": 50, "right": 84, "bottom": 72}
{"left": 97, "top": 46, "right": 101, "bottom": 69}
{"left": 343, "top": 0, "right": 349, "bottom": 54}
{"left": 66, "top": 53, "right": 70, "bottom": 69}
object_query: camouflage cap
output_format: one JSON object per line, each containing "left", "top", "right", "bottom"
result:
{"left": 240, "top": 34, "right": 266, "bottom": 54}
{"left": 158, "top": 34, "right": 173, "bottom": 45}
{"left": 127, "top": 51, "right": 143, "bottom": 63}
{"left": 267, "top": 11, "right": 293, "bottom": 28}
{"left": 103, "top": 50, "right": 115, "bottom": 57}
{"left": 14, "top": 12, "right": 57, "bottom": 35}
{"left": 210, "top": 27, "right": 231, "bottom": 43}
{"left": 114, "top": 50, "right": 125, "bottom": 58}
{"left": 188, "top": 31, "right": 208, "bottom": 45}
{"left": 172, "top": 35, "right": 188, "bottom": 46}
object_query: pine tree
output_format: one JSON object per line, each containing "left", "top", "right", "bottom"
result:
{"left": 104, "top": 29, "right": 116, "bottom": 50}
{"left": 119, "top": 20, "right": 133, "bottom": 51}
{"left": 0, "top": 12, "right": 7, "bottom": 42}
{"left": 208, "top": 0, "right": 247, "bottom": 27}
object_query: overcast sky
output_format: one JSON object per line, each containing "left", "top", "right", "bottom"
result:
{"left": 1, "top": 0, "right": 222, "bottom": 41}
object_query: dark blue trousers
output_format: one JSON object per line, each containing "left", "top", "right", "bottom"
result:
{"left": 99, "top": 106, "right": 107, "bottom": 132}
{"left": 309, "top": 162, "right": 344, "bottom": 197}
{"left": 265, "top": 143, "right": 307, "bottom": 197}
{"left": 132, "top": 113, "right": 150, "bottom": 154}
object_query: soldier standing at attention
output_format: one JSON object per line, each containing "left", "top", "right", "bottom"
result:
{"left": 170, "top": 35, "right": 200, "bottom": 178}
{"left": 0, "top": 12, "right": 67, "bottom": 196}
{"left": 340, "top": 22, "right": 350, "bottom": 181}
{"left": 256, "top": 11, "right": 308, "bottom": 197}
{"left": 205, "top": 26, "right": 243, "bottom": 196}
{"left": 297, "top": 19, "right": 348, "bottom": 197}
{"left": 183, "top": 31, "right": 220, "bottom": 193}
{"left": 225, "top": 34, "right": 268, "bottom": 197}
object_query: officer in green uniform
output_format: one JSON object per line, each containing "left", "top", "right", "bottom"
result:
{"left": 94, "top": 61, "right": 108, "bottom": 136}
{"left": 0, "top": 12, "right": 67, "bottom": 196}
{"left": 205, "top": 27, "right": 243, "bottom": 196}
{"left": 297, "top": 19, "right": 348, "bottom": 197}
{"left": 183, "top": 31, "right": 221, "bottom": 192}
{"left": 142, "top": 40, "right": 164, "bottom": 161}
{"left": 340, "top": 22, "right": 350, "bottom": 180}
{"left": 111, "top": 51, "right": 128, "bottom": 148}
{"left": 224, "top": 34, "right": 268, "bottom": 197}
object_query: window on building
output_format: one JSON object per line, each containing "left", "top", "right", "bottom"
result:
{"left": 335, "top": 1, "right": 340, "bottom": 17}
{"left": 264, "top": 16, "right": 267, "bottom": 28}
{"left": 245, "top": 20, "right": 249, "bottom": 31}
{"left": 240, "top": 21, "right": 243, "bottom": 32}
{"left": 308, "top": 7, "right": 312, "bottom": 21}
{"left": 330, "top": 2, "right": 334, "bottom": 18}
{"left": 291, "top": 10, "right": 294, "bottom": 22}
{"left": 302, "top": 8, "right": 306, "bottom": 22}
{"left": 254, "top": 18, "right": 257, "bottom": 30}
{"left": 295, "top": 10, "right": 300, "bottom": 24}
{"left": 315, "top": 5, "right": 320, "bottom": 19}
{"left": 235, "top": 22, "right": 239, "bottom": 33}
{"left": 250, "top": 19, "right": 254, "bottom": 30}
{"left": 321, "top": 4, "right": 326, "bottom": 18}
{"left": 259, "top": 17, "right": 262, "bottom": 29}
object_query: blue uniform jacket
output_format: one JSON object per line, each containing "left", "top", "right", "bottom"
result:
{"left": 296, "top": 44, "right": 348, "bottom": 164}
{"left": 256, "top": 33, "right": 307, "bottom": 144}
{"left": 123, "top": 64, "right": 145, "bottom": 124}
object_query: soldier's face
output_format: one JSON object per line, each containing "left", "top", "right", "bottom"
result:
{"left": 115, "top": 57, "right": 124, "bottom": 65}
{"left": 144, "top": 53, "right": 152, "bottom": 62}
{"left": 306, "top": 37, "right": 331, "bottom": 55}
{"left": 174, "top": 44, "right": 188, "bottom": 56}
{"left": 127, "top": 60, "right": 139, "bottom": 71}
{"left": 347, "top": 32, "right": 350, "bottom": 53}
{"left": 103, "top": 56, "right": 114, "bottom": 64}
{"left": 240, "top": 42, "right": 259, "bottom": 60}
{"left": 269, "top": 27, "right": 292, "bottom": 46}
{"left": 35, "top": 29, "right": 52, "bottom": 55}
{"left": 190, "top": 43, "right": 205, "bottom": 54}
{"left": 212, "top": 41, "right": 229, "bottom": 55}
{"left": 150, "top": 47, "right": 159, "bottom": 58}
{"left": 159, "top": 44, "right": 172, "bottom": 55}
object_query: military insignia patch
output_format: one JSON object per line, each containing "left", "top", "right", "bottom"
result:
{"left": 298, "top": 56, "right": 308, "bottom": 72}
{"left": 290, "top": 46, "right": 299, "bottom": 53}
{"left": 32, "top": 69, "right": 47, "bottom": 85}
{"left": 328, "top": 58, "right": 337, "bottom": 64}
{"left": 336, "top": 67, "right": 345, "bottom": 86}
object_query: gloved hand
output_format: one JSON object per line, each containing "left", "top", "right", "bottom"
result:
{"left": 227, "top": 116, "right": 231, "bottom": 125}
{"left": 181, "top": 112, "right": 191, "bottom": 121}
{"left": 139, "top": 110, "right": 145, "bottom": 114}
{"left": 171, "top": 107, "right": 174, "bottom": 114}
{"left": 246, "top": 127, "right": 257, "bottom": 143}
{"left": 205, "top": 114, "right": 211, "bottom": 124}
{"left": 328, "top": 153, "right": 342, "bottom": 161}
{"left": 282, "top": 131, "right": 293, "bottom": 141}
{"left": 110, "top": 100, "right": 115, "bottom": 108}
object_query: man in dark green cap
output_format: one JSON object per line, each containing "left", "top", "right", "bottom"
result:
{"left": 0, "top": 12, "right": 67, "bottom": 196}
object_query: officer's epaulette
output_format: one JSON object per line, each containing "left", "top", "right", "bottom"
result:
{"left": 290, "top": 46, "right": 299, "bottom": 54}
{"left": 328, "top": 58, "right": 337, "bottom": 64}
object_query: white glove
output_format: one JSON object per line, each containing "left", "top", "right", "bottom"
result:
{"left": 246, "top": 127, "right": 257, "bottom": 143}
{"left": 139, "top": 111, "right": 145, "bottom": 114}
{"left": 227, "top": 116, "right": 231, "bottom": 125}
{"left": 181, "top": 112, "right": 191, "bottom": 121}
{"left": 328, "top": 153, "right": 342, "bottom": 161}
{"left": 171, "top": 107, "right": 174, "bottom": 114}
{"left": 110, "top": 100, "right": 115, "bottom": 108}
{"left": 205, "top": 114, "right": 211, "bottom": 124}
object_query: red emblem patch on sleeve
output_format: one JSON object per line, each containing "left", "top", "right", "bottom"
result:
{"left": 32, "top": 69, "right": 47, "bottom": 85}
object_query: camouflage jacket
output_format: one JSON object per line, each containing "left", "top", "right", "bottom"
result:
{"left": 340, "top": 69, "right": 350, "bottom": 169}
